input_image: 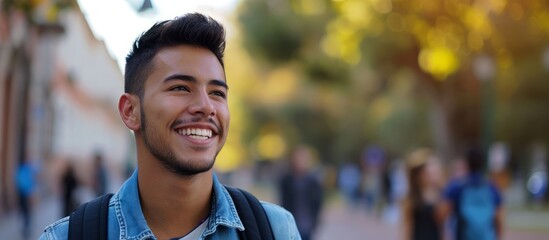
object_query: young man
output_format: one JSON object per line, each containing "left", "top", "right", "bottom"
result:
{"left": 279, "top": 146, "right": 323, "bottom": 240}
{"left": 41, "top": 13, "right": 300, "bottom": 240}
{"left": 440, "top": 147, "right": 504, "bottom": 240}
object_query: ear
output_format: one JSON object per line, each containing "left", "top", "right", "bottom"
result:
{"left": 118, "top": 93, "right": 141, "bottom": 131}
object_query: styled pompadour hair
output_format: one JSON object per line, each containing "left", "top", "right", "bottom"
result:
{"left": 124, "top": 13, "right": 226, "bottom": 97}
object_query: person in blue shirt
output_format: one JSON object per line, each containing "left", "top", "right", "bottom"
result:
{"left": 16, "top": 160, "right": 37, "bottom": 239}
{"left": 440, "top": 147, "right": 503, "bottom": 240}
{"left": 41, "top": 12, "right": 300, "bottom": 240}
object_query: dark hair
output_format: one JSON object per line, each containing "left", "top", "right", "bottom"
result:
{"left": 124, "top": 13, "right": 226, "bottom": 98}
{"left": 406, "top": 148, "right": 432, "bottom": 207}
{"left": 466, "top": 147, "right": 485, "bottom": 173}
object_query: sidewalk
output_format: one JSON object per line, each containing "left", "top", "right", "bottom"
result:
{"left": 0, "top": 196, "right": 62, "bottom": 240}
{"left": 316, "top": 197, "right": 549, "bottom": 240}
{"left": 316, "top": 203, "right": 398, "bottom": 239}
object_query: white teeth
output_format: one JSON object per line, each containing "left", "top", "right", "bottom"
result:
{"left": 177, "top": 128, "right": 213, "bottom": 138}
{"left": 189, "top": 135, "right": 208, "bottom": 140}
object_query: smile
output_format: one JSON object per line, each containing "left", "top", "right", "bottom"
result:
{"left": 176, "top": 128, "right": 213, "bottom": 140}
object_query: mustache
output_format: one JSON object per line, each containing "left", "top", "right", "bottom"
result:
{"left": 171, "top": 117, "right": 220, "bottom": 133}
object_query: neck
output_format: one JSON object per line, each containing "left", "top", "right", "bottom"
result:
{"left": 136, "top": 144, "right": 213, "bottom": 239}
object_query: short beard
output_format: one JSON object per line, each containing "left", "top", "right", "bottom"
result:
{"left": 140, "top": 105, "right": 215, "bottom": 176}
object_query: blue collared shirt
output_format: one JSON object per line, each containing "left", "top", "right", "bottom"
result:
{"left": 40, "top": 170, "right": 301, "bottom": 240}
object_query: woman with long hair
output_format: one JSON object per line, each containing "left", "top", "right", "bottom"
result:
{"left": 402, "top": 148, "right": 445, "bottom": 240}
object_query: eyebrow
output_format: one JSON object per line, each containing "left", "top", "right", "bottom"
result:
{"left": 164, "top": 74, "right": 228, "bottom": 90}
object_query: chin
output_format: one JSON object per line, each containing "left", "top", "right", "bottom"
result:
{"left": 166, "top": 160, "right": 215, "bottom": 176}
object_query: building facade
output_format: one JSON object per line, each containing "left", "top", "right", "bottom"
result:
{"left": 0, "top": 1, "right": 131, "bottom": 216}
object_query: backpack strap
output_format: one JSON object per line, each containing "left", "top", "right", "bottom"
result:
{"left": 225, "top": 186, "right": 274, "bottom": 240}
{"left": 68, "top": 193, "right": 114, "bottom": 240}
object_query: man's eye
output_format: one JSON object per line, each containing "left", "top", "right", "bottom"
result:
{"left": 171, "top": 86, "right": 189, "bottom": 91}
{"left": 211, "top": 90, "right": 227, "bottom": 98}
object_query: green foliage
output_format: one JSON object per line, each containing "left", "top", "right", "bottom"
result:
{"left": 303, "top": 55, "right": 350, "bottom": 85}
{"left": 238, "top": 1, "right": 304, "bottom": 64}
{"left": 236, "top": 0, "right": 549, "bottom": 164}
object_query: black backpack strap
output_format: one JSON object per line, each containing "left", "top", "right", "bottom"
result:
{"left": 225, "top": 186, "right": 274, "bottom": 240}
{"left": 68, "top": 193, "right": 114, "bottom": 240}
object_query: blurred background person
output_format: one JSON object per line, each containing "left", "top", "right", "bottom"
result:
{"left": 381, "top": 157, "right": 393, "bottom": 214}
{"left": 384, "top": 158, "right": 408, "bottom": 224}
{"left": 487, "top": 143, "right": 511, "bottom": 193}
{"left": 441, "top": 147, "right": 504, "bottom": 240}
{"left": 61, "top": 161, "right": 78, "bottom": 217}
{"left": 14, "top": 160, "right": 38, "bottom": 240}
{"left": 526, "top": 144, "right": 548, "bottom": 208}
{"left": 92, "top": 151, "right": 108, "bottom": 197}
{"left": 443, "top": 157, "right": 469, "bottom": 238}
{"left": 279, "top": 145, "right": 324, "bottom": 240}
{"left": 338, "top": 159, "right": 362, "bottom": 212}
{"left": 361, "top": 146, "right": 385, "bottom": 218}
{"left": 402, "top": 148, "right": 444, "bottom": 240}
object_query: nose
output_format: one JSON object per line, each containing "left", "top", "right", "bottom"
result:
{"left": 189, "top": 91, "right": 216, "bottom": 117}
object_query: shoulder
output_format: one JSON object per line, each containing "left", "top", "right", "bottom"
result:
{"left": 261, "top": 201, "right": 294, "bottom": 221}
{"left": 40, "top": 194, "right": 117, "bottom": 240}
{"left": 487, "top": 181, "right": 503, "bottom": 206}
{"left": 443, "top": 178, "right": 464, "bottom": 200}
{"left": 261, "top": 201, "right": 301, "bottom": 240}
{"left": 40, "top": 216, "right": 70, "bottom": 240}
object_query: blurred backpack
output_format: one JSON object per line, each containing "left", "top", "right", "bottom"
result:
{"left": 457, "top": 180, "right": 497, "bottom": 240}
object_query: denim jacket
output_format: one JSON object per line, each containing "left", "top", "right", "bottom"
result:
{"left": 40, "top": 170, "right": 301, "bottom": 240}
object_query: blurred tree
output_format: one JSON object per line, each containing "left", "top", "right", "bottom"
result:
{"left": 235, "top": 0, "right": 549, "bottom": 166}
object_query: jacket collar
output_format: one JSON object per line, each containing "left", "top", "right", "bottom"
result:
{"left": 116, "top": 169, "right": 243, "bottom": 239}
{"left": 203, "top": 174, "right": 244, "bottom": 236}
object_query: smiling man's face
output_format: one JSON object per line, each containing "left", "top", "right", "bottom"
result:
{"left": 139, "top": 45, "right": 229, "bottom": 175}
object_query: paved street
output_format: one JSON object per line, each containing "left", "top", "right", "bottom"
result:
{"left": 316, "top": 203, "right": 399, "bottom": 239}
{"left": 0, "top": 196, "right": 62, "bottom": 240}
{"left": 1, "top": 194, "right": 548, "bottom": 240}
{"left": 316, "top": 198, "right": 549, "bottom": 240}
